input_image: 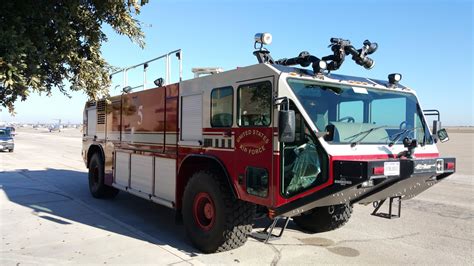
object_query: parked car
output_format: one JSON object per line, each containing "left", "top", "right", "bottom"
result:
{"left": 0, "top": 128, "right": 14, "bottom": 152}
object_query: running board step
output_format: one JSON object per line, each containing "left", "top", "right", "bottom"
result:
{"left": 250, "top": 216, "right": 290, "bottom": 243}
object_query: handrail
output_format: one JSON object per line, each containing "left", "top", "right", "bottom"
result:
{"left": 423, "top": 109, "right": 440, "bottom": 121}
{"left": 110, "top": 49, "right": 182, "bottom": 92}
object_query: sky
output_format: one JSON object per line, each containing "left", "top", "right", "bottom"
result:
{"left": 1, "top": 0, "right": 473, "bottom": 125}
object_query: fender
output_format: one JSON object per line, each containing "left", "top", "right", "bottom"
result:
{"left": 87, "top": 144, "right": 105, "bottom": 168}
{"left": 178, "top": 154, "right": 238, "bottom": 199}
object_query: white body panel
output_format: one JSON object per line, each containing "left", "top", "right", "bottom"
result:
{"left": 154, "top": 157, "right": 177, "bottom": 203}
{"left": 87, "top": 109, "right": 97, "bottom": 136}
{"left": 180, "top": 93, "right": 203, "bottom": 142}
{"left": 121, "top": 132, "right": 164, "bottom": 144}
{"left": 130, "top": 154, "right": 154, "bottom": 194}
{"left": 115, "top": 152, "right": 130, "bottom": 187}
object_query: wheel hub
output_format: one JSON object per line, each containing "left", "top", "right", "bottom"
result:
{"left": 204, "top": 203, "right": 214, "bottom": 219}
{"left": 193, "top": 192, "right": 216, "bottom": 231}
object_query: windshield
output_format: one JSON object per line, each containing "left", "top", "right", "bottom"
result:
{"left": 0, "top": 130, "right": 11, "bottom": 137}
{"left": 287, "top": 78, "right": 433, "bottom": 145}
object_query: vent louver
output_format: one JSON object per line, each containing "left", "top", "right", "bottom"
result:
{"left": 97, "top": 100, "right": 106, "bottom": 112}
{"left": 97, "top": 113, "right": 106, "bottom": 124}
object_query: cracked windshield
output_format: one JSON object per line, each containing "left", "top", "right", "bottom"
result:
{"left": 287, "top": 78, "right": 432, "bottom": 145}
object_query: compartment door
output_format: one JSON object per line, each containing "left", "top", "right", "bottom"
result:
{"left": 180, "top": 93, "right": 203, "bottom": 144}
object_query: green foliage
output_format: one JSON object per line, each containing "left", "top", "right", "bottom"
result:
{"left": 0, "top": 0, "right": 148, "bottom": 113}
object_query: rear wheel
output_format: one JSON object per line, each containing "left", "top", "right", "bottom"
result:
{"left": 8, "top": 149, "right": 13, "bottom": 153}
{"left": 88, "top": 153, "right": 119, "bottom": 198}
{"left": 293, "top": 204, "right": 352, "bottom": 233}
{"left": 182, "top": 170, "right": 255, "bottom": 253}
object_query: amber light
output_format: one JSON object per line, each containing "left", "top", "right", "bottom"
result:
{"left": 268, "top": 209, "right": 276, "bottom": 219}
{"left": 446, "top": 162, "right": 455, "bottom": 170}
{"left": 373, "top": 167, "right": 384, "bottom": 175}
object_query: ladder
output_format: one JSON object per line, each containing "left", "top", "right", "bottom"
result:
{"left": 110, "top": 49, "right": 183, "bottom": 92}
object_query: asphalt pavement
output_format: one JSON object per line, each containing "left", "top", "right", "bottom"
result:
{"left": 0, "top": 128, "right": 472, "bottom": 265}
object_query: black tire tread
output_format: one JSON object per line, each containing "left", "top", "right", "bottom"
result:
{"left": 293, "top": 204, "right": 352, "bottom": 233}
{"left": 88, "top": 153, "right": 119, "bottom": 199}
{"left": 183, "top": 170, "right": 255, "bottom": 253}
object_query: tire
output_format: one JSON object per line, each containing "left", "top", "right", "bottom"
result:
{"left": 293, "top": 204, "right": 352, "bottom": 233}
{"left": 88, "top": 153, "right": 119, "bottom": 199}
{"left": 182, "top": 170, "right": 255, "bottom": 253}
{"left": 8, "top": 149, "right": 13, "bottom": 153}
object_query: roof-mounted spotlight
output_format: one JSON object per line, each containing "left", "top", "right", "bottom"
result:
{"left": 154, "top": 78, "right": 164, "bottom": 87}
{"left": 254, "top": 33, "right": 272, "bottom": 46}
{"left": 122, "top": 86, "right": 133, "bottom": 93}
{"left": 388, "top": 73, "right": 402, "bottom": 87}
{"left": 313, "top": 60, "right": 327, "bottom": 74}
{"left": 253, "top": 33, "right": 275, "bottom": 64}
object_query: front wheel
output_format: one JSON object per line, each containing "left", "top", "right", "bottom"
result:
{"left": 88, "top": 153, "right": 119, "bottom": 199}
{"left": 293, "top": 204, "right": 352, "bottom": 233}
{"left": 182, "top": 170, "right": 255, "bottom": 253}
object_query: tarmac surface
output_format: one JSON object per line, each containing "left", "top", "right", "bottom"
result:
{"left": 0, "top": 127, "right": 472, "bottom": 265}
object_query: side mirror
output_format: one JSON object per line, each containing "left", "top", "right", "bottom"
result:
{"left": 437, "top": 128, "right": 449, "bottom": 143}
{"left": 324, "top": 124, "right": 335, "bottom": 141}
{"left": 278, "top": 110, "right": 295, "bottom": 142}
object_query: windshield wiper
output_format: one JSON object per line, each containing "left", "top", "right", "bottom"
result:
{"left": 388, "top": 127, "right": 421, "bottom": 147}
{"left": 347, "top": 125, "right": 387, "bottom": 147}
{"left": 305, "top": 85, "right": 342, "bottom": 95}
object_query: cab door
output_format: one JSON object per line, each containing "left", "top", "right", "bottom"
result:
{"left": 234, "top": 79, "right": 274, "bottom": 206}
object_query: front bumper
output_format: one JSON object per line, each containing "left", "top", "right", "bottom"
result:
{"left": 276, "top": 157, "right": 456, "bottom": 217}
{"left": 0, "top": 142, "right": 14, "bottom": 150}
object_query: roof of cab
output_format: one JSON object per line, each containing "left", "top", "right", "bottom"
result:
{"left": 272, "top": 64, "right": 409, "bottom": 91}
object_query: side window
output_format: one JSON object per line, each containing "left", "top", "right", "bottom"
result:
{"left": 238, "top": 81, "right": 272, "bottom": 126}
{"left": 339, "top": 100, "right": 363, "bottom": 122}
{"left": 211, "top": 87, "right": 233, "bottom": 127}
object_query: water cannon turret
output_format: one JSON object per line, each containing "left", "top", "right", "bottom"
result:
{"left": 322, "top": 38, "right": 378, "bottom": 71}
{"left": 252, "top": 33, "right": 378, "bottom": 74}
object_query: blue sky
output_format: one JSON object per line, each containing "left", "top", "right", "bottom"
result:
{"left": 1, "top": 0, "right": 473, "bottom": 125}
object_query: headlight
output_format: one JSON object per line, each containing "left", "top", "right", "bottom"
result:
{"left": 7, "top": 139, "right": 13, "bottom": 143}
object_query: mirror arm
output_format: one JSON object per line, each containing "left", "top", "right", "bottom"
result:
{"left": 315, "top": 131, "right": 329, "bottom": 138}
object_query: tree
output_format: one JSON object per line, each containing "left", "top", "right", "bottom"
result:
{"left": 0, "top": 0, "right": 148, "bottom": 113}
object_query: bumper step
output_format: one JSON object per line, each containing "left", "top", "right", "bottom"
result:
{"left": 371, "top": 196, "right": 402, "bottom": 219}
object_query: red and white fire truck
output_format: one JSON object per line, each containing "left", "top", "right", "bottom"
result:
{"left": 82, "top": 33, "right": 455, "bottom": 253}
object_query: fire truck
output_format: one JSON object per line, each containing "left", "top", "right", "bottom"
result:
{"left": 82, "top": 33, "right": 455, "bottom": 253}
